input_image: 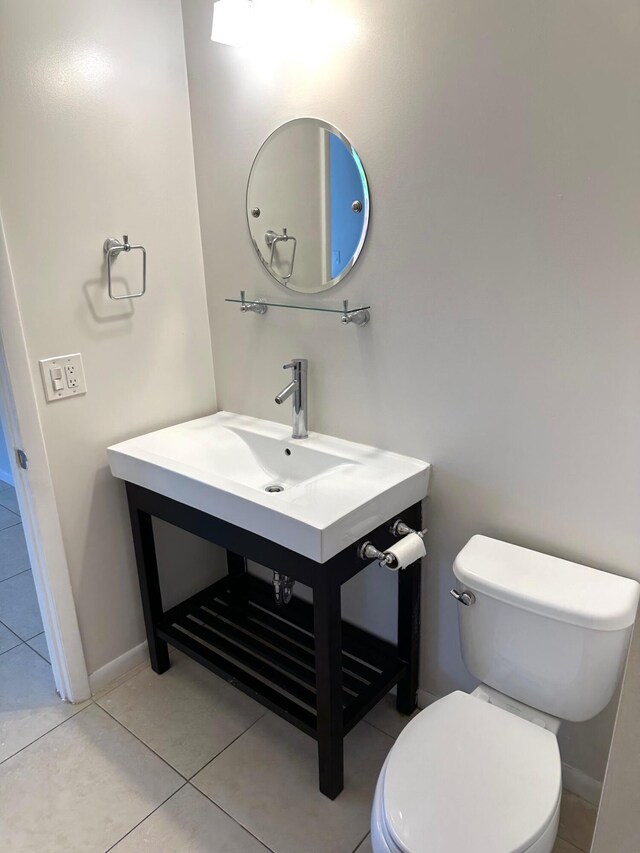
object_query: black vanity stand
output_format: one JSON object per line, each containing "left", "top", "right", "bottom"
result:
{"left": 125, "top": 482, "right": 421, "bottom": 799}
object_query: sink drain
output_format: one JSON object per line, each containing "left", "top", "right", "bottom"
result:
{"left": 265, "top": 484, "right": 284, "bottom": 493}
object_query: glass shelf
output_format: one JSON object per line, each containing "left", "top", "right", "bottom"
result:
{"left": 226, "top": 295, "right": 371, "bottom": 326}
{"left": 225, "top": 297, "right": 370, "bottom": 313}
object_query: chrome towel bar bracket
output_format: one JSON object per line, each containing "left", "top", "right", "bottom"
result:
{"left": 103, "top": 235, "right": 147, "bottom": 300}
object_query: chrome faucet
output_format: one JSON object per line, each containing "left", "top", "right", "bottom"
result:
{"left": 275, "top": 358, "right": 308, "bottom": 439}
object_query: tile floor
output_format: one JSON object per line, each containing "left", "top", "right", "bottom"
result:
{"left": 0, "top": 476, "right": 598, "bottom": 851}
{"left": 0, "top": 483, "right": 47, "bottom": 660}
{"left": 0, "top": 660, "right": 598, "bottom": 851}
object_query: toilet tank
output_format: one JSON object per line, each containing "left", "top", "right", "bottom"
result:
{"left": 453, "top": 536, "right": 640, "bottom": 722}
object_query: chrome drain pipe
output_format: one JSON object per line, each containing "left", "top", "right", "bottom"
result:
{"left": 273, "top": 571, "right": 295, "bottom": 606}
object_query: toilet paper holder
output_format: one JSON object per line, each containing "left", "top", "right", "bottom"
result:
{"left": 359, "top": 520, "right": 427, "bottom": 570}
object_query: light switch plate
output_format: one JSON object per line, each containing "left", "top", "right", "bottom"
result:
{"left": 39, "top": 353, "right": 87, "bottom": 402}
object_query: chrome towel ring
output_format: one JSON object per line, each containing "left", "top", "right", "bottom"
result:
{"left": 103, "top": 235, "right": 147, "bottom": 300}
{"left": 265, "top": 227, "right": 297, "bottom": 283}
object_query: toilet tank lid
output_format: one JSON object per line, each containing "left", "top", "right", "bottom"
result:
{"left": 453, "top": 535, "right": 640, "bottom": 631}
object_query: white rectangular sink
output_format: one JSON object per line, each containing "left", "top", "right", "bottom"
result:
{"left": 108, "top": 412, "right": 430, "bottom": 562}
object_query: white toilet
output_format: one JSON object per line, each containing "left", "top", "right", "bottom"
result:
{"left": 371, "top": 535, "right": 640, "bottom": 853}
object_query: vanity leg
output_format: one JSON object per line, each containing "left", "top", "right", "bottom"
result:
{"left": 396, "top": 556, "right": 421, "bottom": 714}
{"left": 226, "top": 551, "right": 247, "bottom": 579}
{"left": 313, "top": 576, "right": 344, "bottom": 799}
{"left": 226, "top": 551, "right": 247, "bottom": 610}
{"left": 127, "top": 502, "right": 170, "bottom": 674}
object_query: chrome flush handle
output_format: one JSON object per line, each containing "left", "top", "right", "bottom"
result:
{"left": 450, "top": 589, "right": 476, "bottom": 606}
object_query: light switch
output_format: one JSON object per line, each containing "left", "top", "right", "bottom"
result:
{"left": 39, "top": 353, "right": 87, "bottom": 402}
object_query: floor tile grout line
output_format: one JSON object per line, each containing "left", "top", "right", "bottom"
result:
{"left": 187, "top": 709, "right": 268, "bottom": 782}
{"left": 556, "top": 834, "right": 590, "bottom": 853}
{"left": 92, "top": 648, "right": 206, "bottom": 703}
{"left": 191, "top": 782, "right": 278, "bottom": 853}
{"left": 94, "top": 702, "right": 192, "bottom": 783}
{"left": 102, "top": 781, "right": 190, "bottom": 852}
{"left": 98, "top": 699, "right": 273, "bottom": 851}
{"left": 95, "top": 686, "right": 272, "bottom": 850}
{"left": 190, "top": 713, "right": 388, "bottom": 852}
{"left": 0, "top": 618, "right": 23, "bottom": 642}
{"left": 23, "top": 629, "right": 46, "bottom": 642}
{"left": 350, "top": 831, "right": 370, "bottom": 853}
{"left": 91, "top": 661, "right": 152, "bottom": 703}
{"left": 188, "top": 713, "right": 280, "bottom": 852}
{"left": 0, "top": 519, "right": 22, "bottom": 531}
{"left": 2, "top": 631, "right": 46, "bottom": 645}
{"left": 0, "top": 697, "right": 91, "bottom": 768}
{"left": 0, "top": 639, "right": 23, "bottom": 656}
{"left": 0, "top": 506, "right": 21, "bottom": 522}
{"left": 361, "top": 717, "right": 400, "bottom": 741}
{"left": 25, "top": 638, "right": 51, "bottom": 666}
{"left": 0, "top": 567, "right": 31, "bottom": 585}
{"left": 0, "top": 637, "right": 48, "bottom": 661}
{"left": 94, "top": 683, "right": 273, "bottom": 781}
{"left": 104, "top": 777, "right": 275, "bottom": 853}
{"left": 0, "top": 625, "right": 47, "bottom": 644}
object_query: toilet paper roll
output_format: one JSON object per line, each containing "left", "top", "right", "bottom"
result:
{"left": 385, "top": 532, "right": 426, "bottom": 570}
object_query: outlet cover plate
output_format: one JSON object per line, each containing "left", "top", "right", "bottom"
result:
{"left": 39, "top": 353, "right": 87, "bottom": 402}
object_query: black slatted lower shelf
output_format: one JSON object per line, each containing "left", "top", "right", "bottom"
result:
{"left": 157, "top": 574, "right": 405, "bottom": 738}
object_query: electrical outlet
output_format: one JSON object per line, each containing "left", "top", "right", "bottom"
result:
{"left": 39, "top": 353, "right": 87, "bottom": 402}
{"left": 65, "top": 364, "right": 78, "bottom": 388}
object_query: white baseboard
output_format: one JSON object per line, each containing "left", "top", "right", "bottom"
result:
{"left": 0, "top": 466, "right": 13, "bottom": 486}
{"left": 89, "top": 641, "right": 149, "bottom": 696}
{"left": 417, "top": 688, "right": 439, "bottom": 708}
{"left": 561, "top": 762, "right": 602, "bottom": 806}
{"left": 417, "top": 688, "right": 601, "bottom": 805}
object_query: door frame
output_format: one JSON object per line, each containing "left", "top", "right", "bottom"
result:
{"left": 0, "top": 212, "right": 89, "bottom": 703}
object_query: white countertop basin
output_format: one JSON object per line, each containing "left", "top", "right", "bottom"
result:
{"left": 107, "top": 412, "right": 431, "bottom": 562}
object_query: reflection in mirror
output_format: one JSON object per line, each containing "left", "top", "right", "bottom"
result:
{"left": 246, "top": 118, "right": 370, "bottom": 294}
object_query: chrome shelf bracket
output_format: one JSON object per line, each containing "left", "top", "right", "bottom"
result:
{"left": 341, "top": 299, "right": 370, "bottom": 327}
{"left": 239, "top": 290, "right": 267, "bottom": 315}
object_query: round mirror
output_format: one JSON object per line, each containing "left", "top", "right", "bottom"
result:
{"left": 246, "top": 118, "right": 370, "bottom": 294}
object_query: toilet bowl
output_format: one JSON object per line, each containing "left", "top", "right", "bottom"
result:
{"left": 371, "top": 691, "right": 561, "bottom": 853}
{"left": 371, "top": 535, "right": 640, "bottom": 853}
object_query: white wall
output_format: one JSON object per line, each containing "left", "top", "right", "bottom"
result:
{"left": 592, "top": 625, "right": 640, "bottom": 852}
{"left": 182, "top": 0, "right": 640, "bottom": 787}
{"left": 0, "top": 0, "right": 220, "bottom": 676}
